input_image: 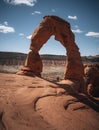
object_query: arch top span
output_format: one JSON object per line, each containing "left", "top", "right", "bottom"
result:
{"left": 30, "top": 15, "right": 73, "bottom": 51}
{"left": 17, "top": 15, "right": 84, "bottom": 90}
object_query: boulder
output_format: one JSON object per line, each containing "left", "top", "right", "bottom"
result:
{"left": 84, "top": 64, "right": 99, "bottom": 97}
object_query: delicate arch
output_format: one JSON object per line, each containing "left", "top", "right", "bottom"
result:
{"left": 17, "top": 15, "right": 84, "bottom": 84}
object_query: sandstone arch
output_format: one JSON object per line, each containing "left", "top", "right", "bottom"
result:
{"left": 17, "top": 15, "right": 84, "bottom": 85}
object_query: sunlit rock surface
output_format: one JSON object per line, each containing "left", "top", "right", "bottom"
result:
{"left": 0, "top": 73, "right": 99, "bottom": 130}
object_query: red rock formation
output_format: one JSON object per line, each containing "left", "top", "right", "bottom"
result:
{"left": 17, "top": 15, "right": 84, "bottom": 88}
{"left": 17, "top": 50, "right": 43, "bottom": 77}
{"left": 84, "top": 64, "right": 99, "bottom": 97}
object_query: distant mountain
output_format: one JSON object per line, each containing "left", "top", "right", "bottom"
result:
{"left": 0, "top": 52, "right": 99, "bottom": 65}
{"left": 0, "top": 52, "right": 27, "bottom": 60}
{"left": 82, "top": 55, "right": 99, "bottom": 63}
{"left": 0, "top": 52, "right": 27, "bottom": 65}
{"left": 41, "top": 54, "right": 66, "bottom": 60}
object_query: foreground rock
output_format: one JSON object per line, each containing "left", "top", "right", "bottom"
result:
{"left": 84, "top": 64, "right": 99, "bottom": 97}
{"left": 0, "top": 73, "right": 99, "bottom": 130}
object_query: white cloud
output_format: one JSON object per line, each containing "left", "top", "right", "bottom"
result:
{"left": 0, "top": 23, "right": 15, "bottom": 33}
{"left": 32, "top": 11, "right": 41, "bottom": 15}
{"left": 85, "top": 32, "right": 99, "bottom": 38}
{"left": 26, "top": 35, "right": 32, "bottom": 39}
{"left": 72, "top": 24, "right": 83, "bottom": 33}
{"left": 19, "top": 33, "right": 24, "bottom": 36}
{"left": 72, "top": 29, "right": 82, "bottom": 33}
{"left": 68, "top": 15, "right": 77, "bottom": 20}
{"left": 4, "top": 0, "right": 37, "bottom": 6}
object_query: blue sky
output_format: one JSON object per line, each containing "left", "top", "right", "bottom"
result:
{"left": 0, "top": 0, "right": 99, "bottom": 56}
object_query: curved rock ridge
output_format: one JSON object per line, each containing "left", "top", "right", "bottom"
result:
{"left": 17, "top": 15, "right": 84, "bottom": 90}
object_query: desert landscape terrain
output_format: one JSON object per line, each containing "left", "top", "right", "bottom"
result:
{"left": 0, "top": 52, "right": 99, "bottom": 82}
{"left": 0, "top": 1, "right": 99, "bottom": 129}
{"left": 0, "top": 73, "right": 99, "bottom": 130}
{"left": 0, "top": 52, "right": 99, "bottom": 130}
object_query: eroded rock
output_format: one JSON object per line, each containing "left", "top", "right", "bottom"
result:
{"left": 17, "top": 15, "right": 84, "bottom": 91}
{"left": 84, "top": 64, "right": 99, "bottom": 97}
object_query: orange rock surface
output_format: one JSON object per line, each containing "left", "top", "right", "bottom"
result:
{"left": 84, "top": 64, "right": 99, "bottom": 97}
{"left": 17, "top": 15, "right": 84, "bottom": 91}
{"left": 0, "top": 73, "right": 99, "bottom": 130}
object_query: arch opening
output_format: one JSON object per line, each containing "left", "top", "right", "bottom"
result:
{"left": 17, "top": 15, "right": 84, "bottom": 89}
{"left": 39, "top": 35, "right": 66, "bottom": 82}
{"left": 39, "top": 35, "right": 66, "bottom": 55}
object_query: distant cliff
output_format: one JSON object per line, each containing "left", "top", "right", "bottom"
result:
{"left": 0, "top": 52, "right": 27, "bottom": 65}
{"left": 0, "top": 52, "right": 99, "bottom": 65}
{"left": 82, "top": 55, "right": 99, "bottom": 63}
{"left": 0, "top": 52, "right": 66, "bottom": 65}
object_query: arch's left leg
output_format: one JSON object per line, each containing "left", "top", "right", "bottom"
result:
{"left": 17, "top": 17, "right": 53, "bottom": 77}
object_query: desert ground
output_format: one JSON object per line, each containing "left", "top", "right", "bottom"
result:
{"left": 0, "top": 64, "right": 65, "bottom": 82}
{"left": 0, "top": 66, "right": 99, "bottom": 130}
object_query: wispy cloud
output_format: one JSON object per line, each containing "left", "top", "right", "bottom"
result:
{"left": 32, "top": 11, "right": 41, "bottom": 15}
{"left": 68, "top": 15, "right": 77, "bottom": 20}
{"left": 72, "top": 25, "right": 82, "bottom": 33}
{"left": 72, "top": 29, "right": 82, "bottom": 33}
{"left": 19, "top": 33, "right": 24, "bottom": 36}
{"left": 85, "top": 32, "right": 99, "bottom": 38}
{"left": 26, "top": 35, "right": 32, "bottom": 39}
{"left": 4, "top": 21, "right": 8, "bottom": 26}
{"left": 0, "top": 22, "right": 15, "bottom": 33}
{"left": 74, "top": 25, "right": 79, "bottom": 28}
{"left": 51, "top": 9, "right": 55, "bottom": 12}
{"left": 4, "top": 0, "right": 37, "bottom": 7}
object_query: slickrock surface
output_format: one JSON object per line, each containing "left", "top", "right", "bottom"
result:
{"left": 0, "top": 73, "right": 99, "bottom": 130}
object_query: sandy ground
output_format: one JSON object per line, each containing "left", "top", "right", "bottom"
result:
{"left": 0, "top": 73, "right": 99, "bottom": 130}
{"left": 0, "top": 65, "right": 65, "bottom": 82}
